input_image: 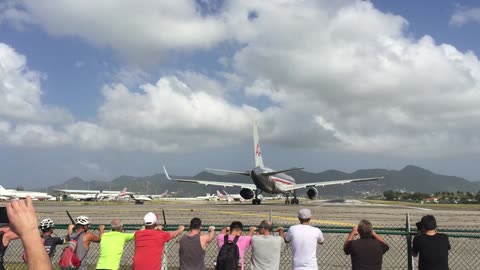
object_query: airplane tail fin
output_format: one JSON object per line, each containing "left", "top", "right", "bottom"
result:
{"left": 0, "top": 185, "right": 4, "bottom": 190}
{"left": 119, "top": 187, "right": 127, "bottom": 196}
{"left": 253, "top": 119, "right": 264, "bottom": 168}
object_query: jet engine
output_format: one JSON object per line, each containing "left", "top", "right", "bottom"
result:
{"left": 240, "top": 188, "right": 255, "bottom": 200}
{"left": 306, "top": 187, "right": 318, "bottom": 200}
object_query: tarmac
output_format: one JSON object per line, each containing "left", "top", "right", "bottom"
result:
{"left": 26, "top": 198, "right": 480, "bottom": 228}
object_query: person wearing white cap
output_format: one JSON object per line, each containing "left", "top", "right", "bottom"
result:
{"left": 132, "top": 212, "right": 185, "bottom": 270}
{"left": 284, "top": 209, "right": 324, "bottom": 270}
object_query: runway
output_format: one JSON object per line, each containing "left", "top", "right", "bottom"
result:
{"left": 27, "top": 199, "right": 480, "bottom": 228}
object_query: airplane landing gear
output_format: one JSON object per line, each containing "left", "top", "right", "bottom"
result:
{"left": 252, "top": 189, "right": 262, "bottom": 205}
{"left": 289, "top": 191, "right": 299, "bottom": 204}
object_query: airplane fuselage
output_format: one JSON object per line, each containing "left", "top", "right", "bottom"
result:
{"left": 251, "top": 167, "right": 296, "bottom": 194}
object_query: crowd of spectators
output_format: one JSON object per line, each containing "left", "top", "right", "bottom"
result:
{"left": 0, "top": 196, "right": 450, "bottom": 270}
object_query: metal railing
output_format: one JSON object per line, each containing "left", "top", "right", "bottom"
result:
{"left": 3, "top": 224, "right": 480, "bottom": 270}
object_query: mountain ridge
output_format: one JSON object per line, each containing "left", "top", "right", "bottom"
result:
{"left": 44, "top": 165, "right": 480, "bottom": 197}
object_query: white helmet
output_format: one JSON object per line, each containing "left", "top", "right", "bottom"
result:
{"left": 75, "top": 216, "right": 90, "bottom": 225}
{"left": 40, "top": 218, "right": 55, "bottom": 230}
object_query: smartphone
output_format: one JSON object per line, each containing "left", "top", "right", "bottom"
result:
{"left": 0, "top": 207, "right": 9, "bottom": 224}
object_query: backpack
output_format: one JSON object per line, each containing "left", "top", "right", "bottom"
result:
{"left": 216, "top": 235, "right": 240, "bottom": 270}
{"left": 58, "top": 233, "right": 83, "bottom": 270}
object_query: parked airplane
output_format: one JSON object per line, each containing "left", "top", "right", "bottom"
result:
{"left": 196, "top": 193, "right": 218, "bottom": 201}
{"left": 217, "top": 190, "right": 247, "bottom": 202}
{"left": 145, "top": 190, "right": 169, "bottom": 199}
{"left": 54, "top": 187, "right": 132, "bottom": 195}
{"left": 128, "top": 194, "right": 153, "bottom": 204}
{"left": 0, "top": 185, "right": 52, "bottom": 200}
{"left": 216, "top": 190, "right": 234, "bottom": 202}
{"left": 164, "top": 121, "right": 383, "bottom": 205}
{"left": 55, "top": 187, "right": 130, "bottom": 201}
{"left": 100, "top": 188, "right": 129, "bottom": 201}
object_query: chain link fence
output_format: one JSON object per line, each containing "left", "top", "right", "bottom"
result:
{"left": 3, "top": 224, "right": 480, "bottom": 269}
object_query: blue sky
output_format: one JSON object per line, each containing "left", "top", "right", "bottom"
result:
{"left": 1, "top": 0, "right": 480, "bottom": 188}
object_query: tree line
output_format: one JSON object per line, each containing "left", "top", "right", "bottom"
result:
{"left": 382, "top": 190, "right": 480, "bottom": 204}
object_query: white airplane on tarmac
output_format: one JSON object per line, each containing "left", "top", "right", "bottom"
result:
{"left": 164, "top": 121, "right": 384, "bottom": 205}
{"left": 55, "top": 187, "right": 130, "bottom": 201}
{"left": 217, "top": 190, "right": 249, "bottom": 202}
{"left": 0, "top": 185, "right": 52, "bottom": 200}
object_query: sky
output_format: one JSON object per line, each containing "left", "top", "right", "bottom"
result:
{"left": 2, "top": 0, "right": 480, "bottom": 188}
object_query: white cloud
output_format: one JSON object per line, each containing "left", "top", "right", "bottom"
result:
{"left": 0, "top": 42, "right": 255, "bottom": 152}
{"left": 0, "top": 121, "right": 69, "bottom": 147}
{"left": 8, "top": 0, "right": 227, "bottom": 65}
{"left": 3, "top": 1, "right": 480, "bottom": 159}
{"left": 450, "top": 6, "right": 480, "bottom": 26}
{"left": 177, "top": 71, "right": 226, "bottom": 97}
{"left": 0, "top": 43, "right": 73, "bottom": 123}
{"left": 98, "top": 76, "right": 255, "bottom": 149}
{"left": 0, "top": 0, "right": 34, "bottom": 29}
{"left": 107, "top": 66, "right": 151, "bottom": 88}
{"left": 223, "top": 1, "right": 480, "bottom": 157}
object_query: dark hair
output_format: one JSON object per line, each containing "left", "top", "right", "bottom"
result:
{"left": 357, "top": 219, "right": 373, "bottom": 239}
{"left": 230, "top": 221, "right": 243, "bottom": 231}
{"left": 259, "top": 220, "right": 273, "bottom": 232}
{"left": 190, "top": 217, "right": 202, "bottom": 230}
{"left": 41, "top": 228, "right": 53, "bottom": 233}
{"left": 421, "top": 215, "right": 437, "bottom": 231}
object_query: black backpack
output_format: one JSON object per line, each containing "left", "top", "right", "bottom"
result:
{"left": 216, "top": 235, "right": 240, "bottom": 270}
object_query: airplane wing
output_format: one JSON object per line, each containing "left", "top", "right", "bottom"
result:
{"left": 54, "top": 189, "right": 100, "bottom": 194}
{"left": 205, "top": 168, "right": 251, "bottom": 176}
{"left": 282, "top": 177, "right": 384, "bottom": 191}
{"left": 164, "top": 166, "right": 257, "bottom": 190}
{"left": 261, "top": 167, "right": 304, "bottom": 177}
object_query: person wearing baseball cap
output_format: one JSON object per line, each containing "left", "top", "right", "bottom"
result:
{"left": 132, "top": 212, "right": 185, "bottom": 270}
{"left": 284, "top": 209, "right": 324, "bottom": 270}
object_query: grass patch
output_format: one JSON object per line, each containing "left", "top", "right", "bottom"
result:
{"left": 365, "top": 200, "right": 480, "bottom": 211}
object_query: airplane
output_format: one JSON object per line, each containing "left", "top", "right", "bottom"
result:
{"left": 216, "top": 190, "right": 234, "bottom": 202}
{"left": 0, "top": 185, "right": 52, "bottom": 200}
{"left": 196, "top": 193, "right": 218, "bottom": 201}
{"left": 54, "top": 187, "right": 132, "bottom": 201}
{"left": 99, "top": 188, "right": 129, "bottom": 201}
{"left": 54, "top": 187, "right": 132, "bottom": 195}
{"left": 217, "top": 190, "right": 248, "bottom": 202}
{"left": 163, "top": 121, "right": 384, "bottom": 205}
{"left": 145, "top": 190, "right": 169, "bottom": 199}
{"left": 128, "top": 194, "right": 153, "bottom": 205}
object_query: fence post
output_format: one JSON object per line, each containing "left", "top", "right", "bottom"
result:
{"left": 269, "top": 209, "right": 272, "bottom": 222}
{"left": 406, "top": 213, "right": 413, "bottom": 270}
